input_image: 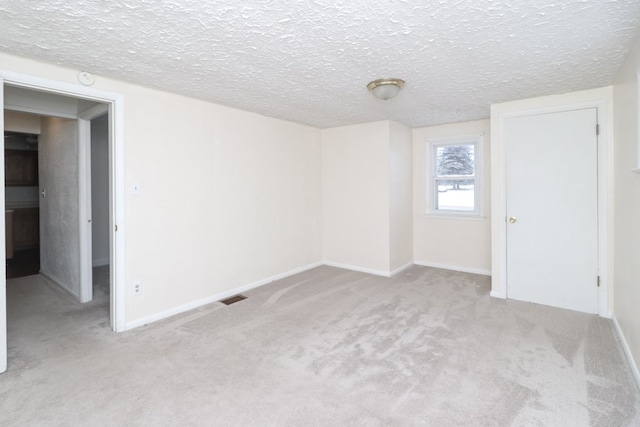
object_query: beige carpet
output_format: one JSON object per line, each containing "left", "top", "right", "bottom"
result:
{"left": 0, "top": 265, "right": 638, "bottom": 426}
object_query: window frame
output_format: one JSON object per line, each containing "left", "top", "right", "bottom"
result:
{"left": 426, "top": 134, "right": 484, "bottom": 217}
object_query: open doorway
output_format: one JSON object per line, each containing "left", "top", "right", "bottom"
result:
{"left": 0, "top": 71, "right": 125, "bottom": 373}
{"left": 4, "top": 105, "right": 111, "bottom": 298}
{"left": 4, "top": 115, "right": 112, "bottom": 283}
{"left": 3, "top": 102, "right": 111, "bottom": 300}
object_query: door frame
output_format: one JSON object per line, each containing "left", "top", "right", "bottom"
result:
{"left": 0, "top": 70, "right": 126, "bottom": 343}
{"left": 78, "top": 104, "right": 109, "bottom": 303}
{"left": 490, "top": 87, "right": 613, "bottom": 317}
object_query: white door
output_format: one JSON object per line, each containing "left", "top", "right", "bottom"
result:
{"left": 505, "top": 108, "right": 598, "bottom": 314}
{"left": 39, "top": 117, "right": 86, "bottom": 300}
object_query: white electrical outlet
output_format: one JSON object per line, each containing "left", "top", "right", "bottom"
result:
{"left": 133, "top": 281, "right": 142, "bottom": 296}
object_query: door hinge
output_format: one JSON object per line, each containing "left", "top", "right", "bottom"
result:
{"left": 115, "top": 224, "right": 118, "bottom": 232}
{"left": 597, "top": 275, "right": 601, "bottom": 287}
{"left": 596, "top": 124, "right": 600, "bottom": 136}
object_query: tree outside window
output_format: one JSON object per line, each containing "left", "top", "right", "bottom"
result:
{"left": 436, "top": 144, "right": 474, "bottom": 190}
{"left": 429, "top": 136, "right": 482, "bottom": 215}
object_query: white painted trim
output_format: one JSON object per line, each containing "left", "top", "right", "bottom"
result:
{"left": 0, "top": 69, "right": 126, "bottom": 333}
{"left": 92, "top": 257, "right": 110, "bottom": 267}
{"left": 490, "top": 87, "right": 613, "bottom": 315}
{"left": 489, "top": 291, "right": 504, "bottom": 299}
{"left": 422, "top": 213, "right": 486, "bottom": 221}
{"left": 389, "top": 262, "right": 414, "bottom": 276}
{"left": 413, "top": 261, "right": 491, "bottom": 276}
{"left": 0, "top": 81, "right": 6, "bottom": 373}
{"left": 612, "top": 314, "right": 640, "bottom": 392}
{"left": 637, "top": 70, "right": 640, "bottom": 172}
{"left": 78, "top": 119, "right": 93, "bottom": 303}
{"left": 110, "top": 101, "right": 126, "bottom": 333}
{"left": 125, "top": 261, "right": 323, "bottom": 330}
{"left": 40, "top": 271, "right": 79, "bottom": 300}
{"left": 323, "top": 261, "right": 392, "bottom": 277}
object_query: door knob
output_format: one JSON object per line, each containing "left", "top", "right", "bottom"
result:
{"left": 508, "top": 216, "right": 517, "bottom": 223}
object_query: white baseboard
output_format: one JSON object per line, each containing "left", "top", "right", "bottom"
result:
{"left": 413, "top": 261, "right": 491, "bottom": 276}
{"left": 40, "top": 271, "right": 80, "bottom": 300}
{"left": 612, "top": 314, "right": 640, "bottom": 392}
{"left": 125, "top": 261, "right": 323, "bottom": 330}
{"left": 323, "top": 261, "right": 413, "bottom": 278}
{"left": 92, "top": 257, "right": 110, "bottom": 267}
{"left": 390, "top": 262, "right": 413, "bottom": 277}
{"left": 323, "top": 261, "right": 393, "bottom": 277}
{"left": 490, "top": 290, "right": 505, "bottom": 299}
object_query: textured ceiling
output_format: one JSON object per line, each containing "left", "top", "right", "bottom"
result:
{"left": 0, "top": 0, "right": 639, "bottom": 128}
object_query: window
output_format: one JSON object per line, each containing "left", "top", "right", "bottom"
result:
{"left": 427, "top": 135, "right": 483, "bottom": 216}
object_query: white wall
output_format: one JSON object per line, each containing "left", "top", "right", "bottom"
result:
{"left": 123, "top": 86, "right": 322, "bottom": 323}
{"left": 321, "top": 120, "right": 413, "bottom": 276}
{"left": 613, "top": 37, "right": 640, "bottom": 380}
{"left": 412, "top": 120, "right": 491, "bottom": 275}
{"left": 0, "top": 52, "right": 323, "bottom": 326}
{"left": 39, "top": 116, "right": 81, "bottom": 297}
{"left": 321, "top": 121, "right": 390, "bottom": 274}
{"left": 389, "top": 121, "right": 413, "bottom": 272}
{"left": 90, "top": 114, "right": 109, "bottom": 267}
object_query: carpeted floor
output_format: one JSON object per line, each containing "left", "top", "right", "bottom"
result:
{"left": 0, "top": 265, "right": 638, "bottom": 426}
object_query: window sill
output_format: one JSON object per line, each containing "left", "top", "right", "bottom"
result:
{"left": 424, "top": 212, "right": 487, "bottom": 221}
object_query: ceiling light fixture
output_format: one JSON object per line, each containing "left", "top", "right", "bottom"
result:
{"left": 367, "top": 78, "right": 405, "bottom": 100}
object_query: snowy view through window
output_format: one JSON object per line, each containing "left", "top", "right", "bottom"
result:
{"left": 435, "top": 144, "right": 475, "bottom": 211}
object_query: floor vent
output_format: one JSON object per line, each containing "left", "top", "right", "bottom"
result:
{"left": 220, "top": 295, "right": 247, "bottom": 305}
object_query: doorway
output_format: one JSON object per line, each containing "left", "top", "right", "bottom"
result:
{"left": 504, "top": 108, "right": 599, "bottom": 313}
{"left": 0, "top": 71, "right": 125, "bottom": 374}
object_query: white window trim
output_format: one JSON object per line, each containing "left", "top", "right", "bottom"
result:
{"left": 426, "top": 134, "right": 484, "bottom": 218}
{"left": 634, "top": 70, "right": 640, "bottom": 174}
